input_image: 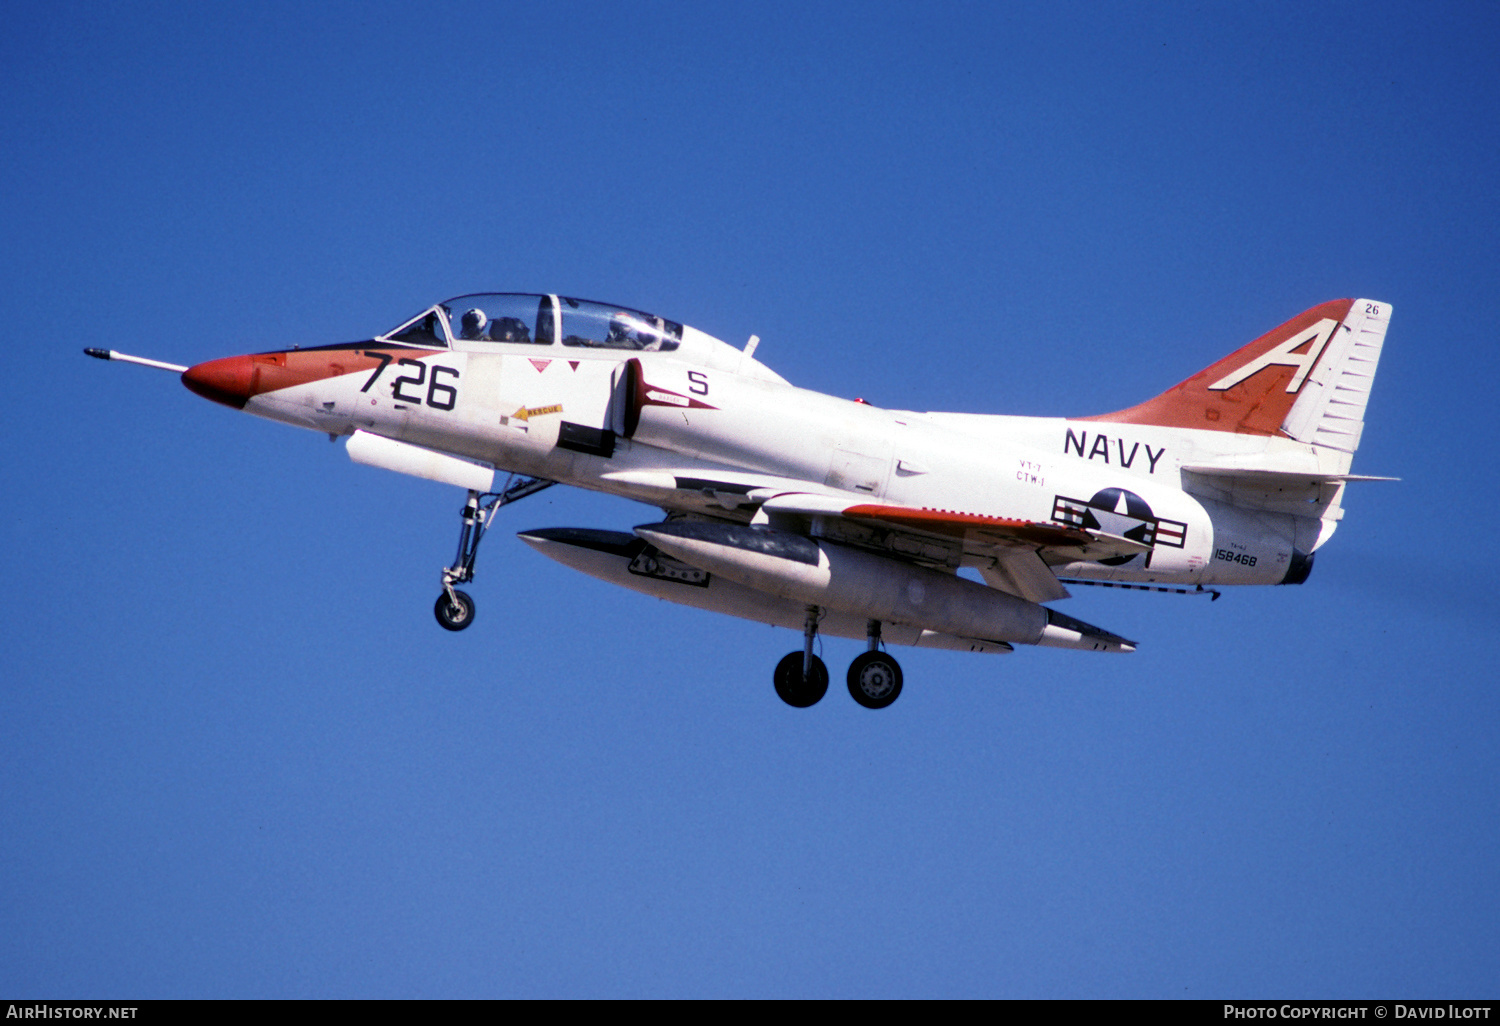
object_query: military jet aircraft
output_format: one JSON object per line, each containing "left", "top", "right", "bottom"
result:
{"left": 87, "top": 294, "right": 1392, "bottom": 708}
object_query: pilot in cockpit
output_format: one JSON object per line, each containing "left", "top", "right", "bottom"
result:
{"left": 606, "top": 313, "right": 638, "bottom": 349}
{"left": 637, "top": 316, "right": 667, "bottom": 351}
{"left": 460, "top": 308, "right": 489, "bottom": 340}
{"left": 488, "top": 316, "right": 530, "bottom": 343}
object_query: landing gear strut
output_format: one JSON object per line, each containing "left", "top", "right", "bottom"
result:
{"left": 434, "top": 474, "right": 554, "bottom": 631}
{"left": 774, "top": 606, "right": 829, "bottom": 707}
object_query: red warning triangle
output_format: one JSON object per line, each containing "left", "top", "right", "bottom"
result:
{"left": 529, "top": 359, "right": 551, "bottom": 372}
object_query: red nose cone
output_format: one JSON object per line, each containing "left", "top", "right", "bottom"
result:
{"left": 182, "top": 355, "right": 256, "bottom": 409}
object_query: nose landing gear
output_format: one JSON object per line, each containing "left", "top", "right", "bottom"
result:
{"left": 433, "top": 474, "right": 554, "bottom": 631}
{"left": 435, "top": 589, "right": 475, "bottom": 631}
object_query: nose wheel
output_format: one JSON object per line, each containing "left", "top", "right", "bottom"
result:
{"left": 434, "top": 589, "right": 475, "bottom": 631}
{"left": 432, "top": 474, "right": 554, "bottom": 632}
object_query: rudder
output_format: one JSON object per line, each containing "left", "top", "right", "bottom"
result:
{"left": 1280, "top": 299, "right": 1390, "bottom": 453}
{"left": 1083, "top": 299, "right": 1390, "bottom": 451}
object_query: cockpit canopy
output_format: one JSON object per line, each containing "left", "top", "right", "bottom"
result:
{"left": 379, "top": 294, "right": 684, "bottom": 352}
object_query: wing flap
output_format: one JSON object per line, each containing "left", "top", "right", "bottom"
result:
{"left": 760, "top": 496, "right": 1147, "bottom": 568}
{"left": 843, "top": 503, "right": 1150, "bottom": 563}
{"left": 842, "top": 503, "right": 1090, "bottom": 547}
{"left": 980, "top": 550, "right": 1071, "bottom": 604}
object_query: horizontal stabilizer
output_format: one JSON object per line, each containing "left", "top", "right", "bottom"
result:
{"left": 1181, "top": 465, "right": 1399, "bottom": 485}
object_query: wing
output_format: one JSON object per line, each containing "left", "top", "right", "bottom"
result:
{"left": 595, "top": 469, "right": 1144, "bottom": 605}
{"left": 755, "top": 494, "right": 1154, "bottom": 604}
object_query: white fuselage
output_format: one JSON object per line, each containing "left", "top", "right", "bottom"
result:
{"left": 240, "top": 334, "right": 1307, "bottom": 589}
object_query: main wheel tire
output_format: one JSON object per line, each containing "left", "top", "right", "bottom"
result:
{"left": 774, "top": 651, "right": 829, "bottom": 708}
{"left": 434, "top": 590, "right": 475, "bottom": 631}
{"left": 847, "top": 651, "right": 903, "bottom": 709}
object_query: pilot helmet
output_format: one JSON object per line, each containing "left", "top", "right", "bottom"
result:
{"left": 461, "top": 308, "right": 488, "bottom": 339}
{"left": 608, "top": 313, "right": 638, "bottom": 344}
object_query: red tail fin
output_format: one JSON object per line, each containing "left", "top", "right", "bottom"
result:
{"left": 1082, "top": 299, "right": 1356, "bottom": 436}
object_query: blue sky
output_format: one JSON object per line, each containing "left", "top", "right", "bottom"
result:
{"left": 3, "top": 0, "right": 1497, "bottom": 997}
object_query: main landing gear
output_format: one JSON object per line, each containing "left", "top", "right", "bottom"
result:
{"left": 434, "top": 474, "right": 554, "bottom": 631}
{"left": 848, "top": 620, "right": 903, "bottom": 709}
{"left": 775, "top": 611, "right": 904, "bottom": 709}
{"left": 774, "top": 607, "right": 829, "bottom": 707}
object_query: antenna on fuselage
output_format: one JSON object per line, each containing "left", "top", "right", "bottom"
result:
{"left": 735, "top": 335, "right": 763, "bottom": 377}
